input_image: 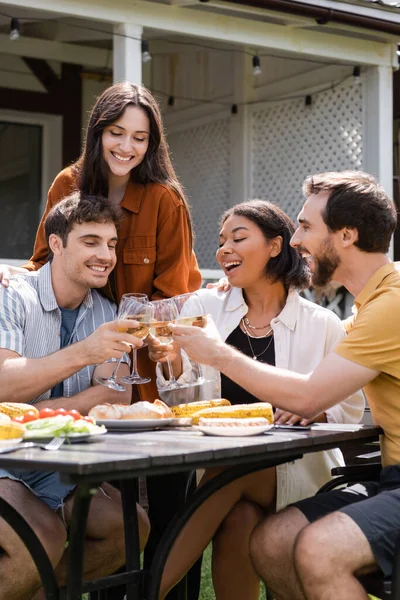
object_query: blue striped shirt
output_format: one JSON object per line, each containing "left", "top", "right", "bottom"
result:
{"left": 0, "top": 263, "right": 119, "bottom": 404}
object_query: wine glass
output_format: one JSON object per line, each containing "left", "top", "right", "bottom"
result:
{"left": 96, "top": 294, "right": 153, "bottom": 391}
{"left": 171, "top": 292, "right": 213, "bottom": 388}
{"left": 119, "top": 294, "right": 154, "bottom": 385}
{"left": 151, "top": 298, "right": 180, "bottom": 391}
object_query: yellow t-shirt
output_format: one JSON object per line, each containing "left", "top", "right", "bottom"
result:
{"left": 335, "top": 263, "right": 400, "bottom": 467}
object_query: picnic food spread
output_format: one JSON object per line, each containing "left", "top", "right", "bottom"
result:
{"left": 89, "top": 399, "right": 172, "bottom": 420}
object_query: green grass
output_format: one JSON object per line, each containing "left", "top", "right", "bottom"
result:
{"left": 83, "top": 544, "right": 267, "bottom": 599}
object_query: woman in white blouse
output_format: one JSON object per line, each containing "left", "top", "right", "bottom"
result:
{"left": 151, "top": 200, "right": 364, "bottom": 600}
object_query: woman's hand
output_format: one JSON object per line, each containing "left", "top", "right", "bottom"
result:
{"left": 147, "top": 335, "right": 180, "bottom": 364}
{"left": 206, "top": 277, "right": 231, "bottom": 292}
{"left": 274, "top": 409, "right": 327, "bottom": 426}
{"left": 0, "top": 265, "right": 28, "bottom": 288}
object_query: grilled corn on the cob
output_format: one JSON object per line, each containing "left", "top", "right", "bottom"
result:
{"left": 191, "top": 402, "right": 274, "bottom": 425}
{"left": 0, "top": 403, "right": 39, "bottom": 419}
{"left": 0, "top": 422, "right": 25, "bottom": 439}
{"left": 171, "top": 399, "right": 230, "bottom": 418}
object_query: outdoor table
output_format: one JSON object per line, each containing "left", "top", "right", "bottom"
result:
{"left": 0, "top": 425, "right": 381, "bottom": 600}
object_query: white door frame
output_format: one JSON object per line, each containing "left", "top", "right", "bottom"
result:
{"left": 0, "top": 109, "right": 62, "bottom": 264}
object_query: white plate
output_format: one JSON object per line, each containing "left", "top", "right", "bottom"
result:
{"left": 0, "top": 437, "right": 23, "bottom": 447}
{"left": 23, "top": 431, "right": 107, "bottom": 443}
{"left": 169, "top": 418, "right": 192, "bottom": 427}
{"left": 193, "top": 424, "right": 274, "bottom": 437}
{"left": 96, "top": 418, "right": 172, "bottom": 431}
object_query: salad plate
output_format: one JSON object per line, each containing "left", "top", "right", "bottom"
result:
{"left": 23, "top": 431, "right": 107, "bottom": 443}
{"left": 23, "top": 414, "right": 107, "bottom": 441}
{"left": 96, "top": 418, "right": 172, "bottom": 431}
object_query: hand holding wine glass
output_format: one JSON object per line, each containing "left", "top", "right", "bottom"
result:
{"left": 96, "top": 293, "right": 153, "bottom": 391}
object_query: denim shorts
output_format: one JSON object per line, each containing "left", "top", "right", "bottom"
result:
{"left": 0, "top": 468, "right": 76, "bottom": 512}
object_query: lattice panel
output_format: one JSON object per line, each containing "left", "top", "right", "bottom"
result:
{"left": 251, "top": 82, "right": 363, "bottom": 222}
{"left": 167, "top": 119, "right": 231, "bottom": 268}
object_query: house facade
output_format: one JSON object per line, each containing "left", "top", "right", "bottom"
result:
{"left": 0, "top": 0, "right": 398, "bottom": 285}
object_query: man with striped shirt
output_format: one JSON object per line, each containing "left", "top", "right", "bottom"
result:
{"left": 0, "top": 193, "right": 149, "bottom": 600}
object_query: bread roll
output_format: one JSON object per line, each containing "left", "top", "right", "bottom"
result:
{"left": 88, "top": 404, "right": 125, "bottom": 420}
{"left": 89, "top": 400, "right": 172, "bottom": 421}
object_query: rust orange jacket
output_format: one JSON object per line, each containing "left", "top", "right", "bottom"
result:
{"left": 23, "top": 166, "right": 202, "bottom": 401}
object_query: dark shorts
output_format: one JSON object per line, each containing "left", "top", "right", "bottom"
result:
{"left": 293, "top": 464, "right": 400, "bottom": 578}
{"left": 0, "top": 468, "right": 76, "bottom": 513}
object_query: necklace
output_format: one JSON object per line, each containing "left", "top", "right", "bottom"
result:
{"left": 242, "top": 319, "right": 274, "bottom": 360}
{"left": 241, "top": 318, "right": 272, "bottom": 339}
{"left": 243, "top": 316, "right": 271, "bottom": 330}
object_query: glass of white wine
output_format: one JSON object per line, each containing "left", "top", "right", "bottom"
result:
{"left": 96, "top": 293, "right": 153, "bottom": 391}
{"left": 172, "top": 292, "right": 212, "bottom": 388}
{"left": 151, "top": 298, "right": 180, "bottom": 391}
{"left": 118, "top": 293, "right": 154, "bottom": 385}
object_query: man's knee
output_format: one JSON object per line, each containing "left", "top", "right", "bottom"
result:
{"left": 250, "top": 507, "right": 308, "bottom": 579}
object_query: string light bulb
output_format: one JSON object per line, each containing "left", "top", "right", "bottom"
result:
{"left": 252, "top": 55, "right": 261, "bottom": 76}
{"left": 231, "top": 104, "right": 238, "bottom": 115}
{"left": 305, "top": 95, "right": 312, "bottom": 107}
{"left": 9, "top": 17, "right": 20, "bottom": 41}
{"left": 141, "top": 40, "right": 152, "bottom": 64}
{"left": 167, "top": 96, "right": 175, "bottom": 107}
{"left": 352, "top": 66, "right": 361, "bottom": 85}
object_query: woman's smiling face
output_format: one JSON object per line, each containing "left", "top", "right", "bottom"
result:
{"left": 216, "top": 214, "right": 282, "bottom": 288}
{"left": 101, "top": 105, "right": 150, "bottom": 180}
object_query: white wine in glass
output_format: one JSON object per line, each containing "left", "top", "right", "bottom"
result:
{"left": 151, "top": 299, "right": 180, "bottom": 391}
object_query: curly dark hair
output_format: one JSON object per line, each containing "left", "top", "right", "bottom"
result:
{"left": 303, "top": 170, "right": 397, "bottom": 253}
{"left": 221, "top": 200, "right": 311, "bottom": 290}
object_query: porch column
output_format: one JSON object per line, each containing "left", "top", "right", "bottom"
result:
{"left": 113, "top": 23, "right": 143, "bottom": 84}
{"left": 230, "top": 50, "right": 253, "bottom": 206}
{"left": 363, "top": 65, "right": 393, "bottom": 198}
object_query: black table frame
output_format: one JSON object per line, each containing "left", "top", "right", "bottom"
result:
{"left": 0, "top": 426, "right": 381, "bottom": 599}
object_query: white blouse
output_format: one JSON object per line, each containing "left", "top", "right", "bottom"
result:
{"left": 157, "top": 286, "right": 365, "bottom": 510}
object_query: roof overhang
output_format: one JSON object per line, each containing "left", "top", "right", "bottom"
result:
{"left": 218, "top": 0, "right": 400, "bottom": 35}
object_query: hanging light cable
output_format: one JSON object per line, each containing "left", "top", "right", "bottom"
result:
{"left": 141, "top": 40, "right": 152, "bottom": 63}
{"left": 9, "top": 17, "right": 20, "bottom": 41}
{"left": 252, "top": 55, "right": 261, "bottom": 76}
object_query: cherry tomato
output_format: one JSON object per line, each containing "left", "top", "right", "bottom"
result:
{"left": 39, "top": 408, "right": 56, "bottom": 419}
{"left": 13, "top": 415, "right": 25, "bottom": 423}
{"left": 54, "top": 408, "right": 67, "bottom": 416}
{"left": 66, "top": 409, "right": 81, "bottom": 421}
{"left": 82, "top": 416, "right": 94, "bottom": 424}
{"left": 22, "top": 411, "right": 39, "bottom": 423}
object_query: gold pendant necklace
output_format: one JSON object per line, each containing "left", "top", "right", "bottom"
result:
{"left": 242, "top": 320, "right": 274, "bottom": 360}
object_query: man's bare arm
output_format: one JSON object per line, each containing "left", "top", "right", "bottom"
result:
{"left": 34, "top": 363, "right": 131, "bottom": 414}
{"left": 0, "top": 319, "right": 142, "bottom": 404}
{"left": 172, "top": 323, "right": 377, "bottom": 418}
